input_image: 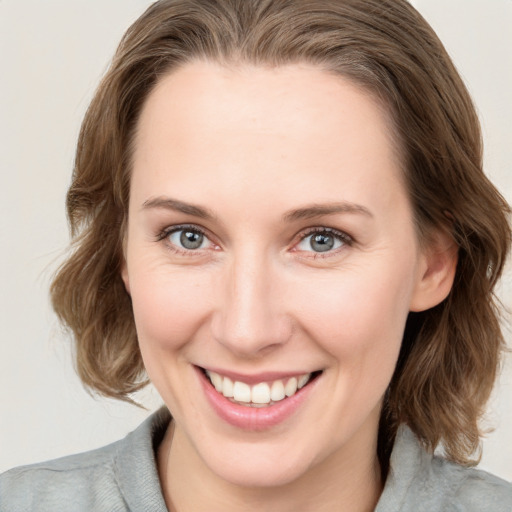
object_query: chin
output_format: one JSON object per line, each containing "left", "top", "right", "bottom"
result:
{"left": 188, "top": 429, "right": 322, "bottom": 489}
{"left": 208, "top": 450, "right": 313, "bottom": 489}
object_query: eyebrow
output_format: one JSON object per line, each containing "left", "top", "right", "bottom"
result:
{"left": 141, "top": 197, "right": 216, "bottom": 220}
{"left": 283, "top": 202, "right": 373, "bottom": 222}
{"left": 142, "top": 196, "right": 373, "bottom": 222}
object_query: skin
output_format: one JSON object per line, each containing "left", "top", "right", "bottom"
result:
{"left": 122, "top": 61, "right": 457, "bottom": 512}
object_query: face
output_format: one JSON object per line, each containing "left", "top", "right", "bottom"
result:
{"left": 122, "top": 62, "right": 441, "bottom": 488}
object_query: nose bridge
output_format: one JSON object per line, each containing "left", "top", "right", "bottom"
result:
{"left": 212, "top": 245, "right": 290, "bottom": 356}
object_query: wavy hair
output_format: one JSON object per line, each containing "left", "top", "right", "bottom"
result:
{"left": 51, "top": 0, "right": 511, "bottom": 472}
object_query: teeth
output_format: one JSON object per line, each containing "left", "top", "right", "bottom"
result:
{"left": 284, "top": 377, "right": 298, "bottom": 397}
{"left": 270, "top": 380, "right": 285, "bottom": 401}
{"left": 252, "top": 382, "right": 271, "bottom": 404}
{"left": 209, "top": 371, "right": 223, "bottom": 392}
{"left": 223, "top": 377, "right": 234, "bottom": 398}
{"left": 298, "top": 374, "right": 310, "bottom": 389}
{"left": 233, "top": 381, "right": 251, "bottom": 402}
{"left": 206, "top": 370, "right": 313, "bottom": 405}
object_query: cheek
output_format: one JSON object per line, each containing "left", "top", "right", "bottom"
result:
{"left": 289, "top": 262, "right": 416, "bottom": 435}
{"left": 129, "top": 265, "right": 212, "bottom": 352}
{"left": 291, "top": 261, "right": 415, "bottom": 366}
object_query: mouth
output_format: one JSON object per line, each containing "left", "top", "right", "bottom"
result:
{"left": 200, "top": 367, "right": 323, "bottom": 408}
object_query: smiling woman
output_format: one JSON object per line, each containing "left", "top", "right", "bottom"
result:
{"left": 123, "top": 65, "right": 434, "bottom": 496}
{"left": 1, "top": 1, "right": 511, "bottom": 511}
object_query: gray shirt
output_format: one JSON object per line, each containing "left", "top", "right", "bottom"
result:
{"left": 1, "top": 408, "right": 511, "bottom": 511}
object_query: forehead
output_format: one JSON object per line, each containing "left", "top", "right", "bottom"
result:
{"left": 135, "top": 61, "right": 398, "bottom": 151}
{"left": 131, "top": 61, "right": 406, "bottom": 217}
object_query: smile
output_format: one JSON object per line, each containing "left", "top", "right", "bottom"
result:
{"left": 205, "top": 370, "right": 315, "bottom": 407}
{"left": 197, "top": 367, "right": 322, "bottom": 430}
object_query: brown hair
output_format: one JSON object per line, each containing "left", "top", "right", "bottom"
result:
{"left": 51, "top": 0, "right": 511, "bottom": 470}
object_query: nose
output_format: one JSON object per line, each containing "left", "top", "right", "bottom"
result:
{"left": 211, "top": 250, "right": 292, "bottom": 357}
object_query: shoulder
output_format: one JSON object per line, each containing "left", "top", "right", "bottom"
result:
{"left": 0, "top": 408, "right": 171, "bottom": 512}
{"left": 0, "top": 439, "right": 125, "bottom": 512}
{"left": 428, "top": 456, "right": 512, "bottom": 512}
{"left": 377, "top": 425, "right": 512, "bottom": 512}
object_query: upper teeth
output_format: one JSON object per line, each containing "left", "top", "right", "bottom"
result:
{"left": 206, "top": 371, "right": 312, "bottom": 405}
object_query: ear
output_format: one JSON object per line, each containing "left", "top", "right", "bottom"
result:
{"left": 121, "top": 258, "right": 131, "bottom": 295}
{"left": 409, "top": 229, "right": 458, "bottom": 312}
{"left": 120, "top": 232, "right": 131, "bottom": 295}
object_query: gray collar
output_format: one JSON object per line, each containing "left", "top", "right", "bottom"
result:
{"left": 113, "top": 409, "right": 512, "bottom": 511}
{"left": 115, "top": 407, "right": 170, "bottom": 511}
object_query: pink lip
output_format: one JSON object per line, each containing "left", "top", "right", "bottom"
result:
{"left": 196, "top": 367, "right": 320, "bottom": 431}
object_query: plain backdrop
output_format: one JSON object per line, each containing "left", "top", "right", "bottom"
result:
{"left": 1, "top": 0, "right": 511, "bottom": 479}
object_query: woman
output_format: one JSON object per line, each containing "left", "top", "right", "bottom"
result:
{"left": 1, "top": 0, "right": 511, "bottom": 510}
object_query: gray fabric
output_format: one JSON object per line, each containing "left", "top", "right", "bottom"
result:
{"left": 0, "top": 408, "right": 170, "bottom": 512}
{"left": 1, "top": 408, "right": 511, "bottom": 511}
{"left": 375, "top": 427, "right": 512, "bottom": 512}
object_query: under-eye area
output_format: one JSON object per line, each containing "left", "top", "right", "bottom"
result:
{"left": 200, "top": 367, "right": 323, "bottom": 407}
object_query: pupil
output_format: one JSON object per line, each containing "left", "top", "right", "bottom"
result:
{"left": 311, "top": 233, "right": 334, "bottom": 252}
{"left": 180, "top": 230, "right": 203, "bottom": 249}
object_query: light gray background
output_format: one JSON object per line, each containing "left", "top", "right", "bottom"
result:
{"left": 1, "top": 0, "right": 511, "bottom": 479}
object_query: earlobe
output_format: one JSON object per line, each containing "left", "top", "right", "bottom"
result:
{"left": 409, "top": 231, "right": 458, "bottom": 312}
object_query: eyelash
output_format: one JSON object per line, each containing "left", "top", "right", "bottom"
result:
{"left": 155, "top": 224, "right": 353, "bottom": 257}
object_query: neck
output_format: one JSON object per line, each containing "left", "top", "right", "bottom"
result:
{"left": 158, "top": 422, "right": 383, "bottom": 512}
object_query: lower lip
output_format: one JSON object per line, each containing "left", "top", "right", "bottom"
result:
{"left": 197, "top": 367, "right": 319, "bottom": 431}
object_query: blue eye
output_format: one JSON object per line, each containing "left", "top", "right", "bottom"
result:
{"left": 167, "top": 228, "right": 212, "bottom": 251}
{"left": 296, "top": 229, "right": 348, "bottom": 253}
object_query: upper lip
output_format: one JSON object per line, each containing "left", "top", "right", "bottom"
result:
{"left": 198, "top": 366, "right": 321, "bottom": 385}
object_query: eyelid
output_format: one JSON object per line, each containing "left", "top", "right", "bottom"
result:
{"left": 156, "top": 223, "right": 207, "bottom": 241}
{"left": 299, "top": 226, "right": 353, "bottom": 241}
